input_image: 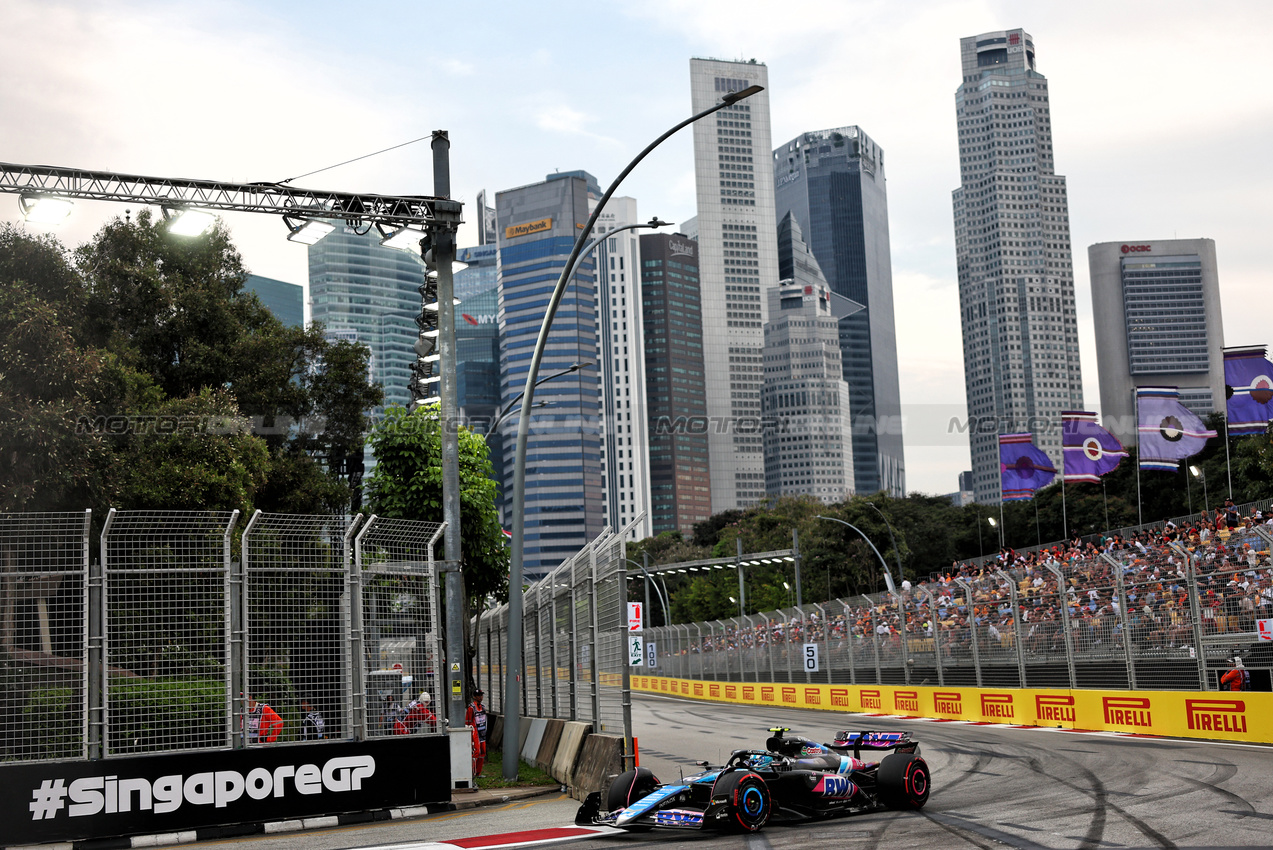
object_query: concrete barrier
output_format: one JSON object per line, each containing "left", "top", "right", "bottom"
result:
{"left": 517, "top": 714, "right": 533, "bottom": 754}
{"left": 521, "top": 717, "right": 548, "bottom": 764}
{"left": 535, "top": 719, "right": 566, "bottom": 772}
{"left": 568, "top": 733, "right": 625, "bottom": 801}
{"left": 551, "top": 721, "right": 592, "bottom": 786}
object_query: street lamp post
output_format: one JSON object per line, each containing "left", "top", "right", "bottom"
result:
{"left": 626, "top": 557, "right": 668, "bottom": 628}
{"left": 814, "top": 516, "right": 896, "bottom": 594}
{"left": 1190, "top": 465, "right": 1208, "bottom": 517}
{"left": 866, "top": 502, "right": 904, "bottom": 591}
{"left": 988, "top": 515, "right": 1003, "bottom": 550}
{"left": 485, "top": 362, "right": 591, "bottom": 436}
{"left": 503, "top": 84, "right": 764, "bottom": 778}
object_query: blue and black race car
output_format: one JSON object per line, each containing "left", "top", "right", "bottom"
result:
{"left": 576, "top": 727, "right": 929, "bottom": 833}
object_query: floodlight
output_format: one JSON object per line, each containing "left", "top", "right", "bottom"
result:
{"left": 164, "top": 207, "right": 216, "bottom": 236}
{"left": 423, "top": 298, "right": 463, "bottom": 311}
{"left": 18, "top": 195, "right": 73, "bottom": 224}
{"left": 285, "top": 218, "right": 335, "bottom": 245}
{"left": 381, "top": 226, "right": 424, "bottom": 252}
{"left": 987, "top": 517, "right": 998, "bottom": 527}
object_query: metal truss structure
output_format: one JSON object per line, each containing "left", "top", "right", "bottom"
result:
{"left": 0, "top": 161, "right": 462, "bottom": 227}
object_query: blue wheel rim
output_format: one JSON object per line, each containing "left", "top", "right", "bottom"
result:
{"left": 741, "top": 785, "right": 764, "bottom": 816}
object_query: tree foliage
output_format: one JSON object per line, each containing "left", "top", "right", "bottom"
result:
{"left": 0, "top": 213, "right": 383, "bottom": 515}
{"left": 364, "top": 404, "right": 509, "bottom": 611}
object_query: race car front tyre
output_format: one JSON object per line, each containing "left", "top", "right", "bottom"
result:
{"left": 877, "top": 753, "right": 930, "bottom": 810}
{"left": 606, "top": 767, "right": 660, "bottom": 813}
{"left": 713, "top": 770, "right": 771, "bottom": 832}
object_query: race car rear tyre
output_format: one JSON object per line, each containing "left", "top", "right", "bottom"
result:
{"left": 606, "top": 767, "right": 660, "bottom": 813}
{"left": 877, "top": 753, "right": 930, "bottom": 810}
{"left": 713, "top": 770, "right": 771, "bottom": 832}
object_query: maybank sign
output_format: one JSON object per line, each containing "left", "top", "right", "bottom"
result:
{"left": 505, "top": 217, "right": 552, "bottom": 239}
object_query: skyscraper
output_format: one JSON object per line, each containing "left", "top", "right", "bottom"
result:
{"left": 594, "top": 197, "right": 652, "bottom": 540}
{"left": 454, "top": 244, "right": 504, "bottom": 503}
{"left": 496, "top": 173, "right": 604, "bottom": 580}
{"left": 762, "top": 215, "right": 858, "bottom": 503}
{"left": 244, "top": 274, "right": 304, "bottom": 328}
{"left": 308, "top": 223, "right": 425, "bottom": 411}
{"left": 774, "top": 126, "right": 905, "bottom": 496}
{"left": 640, "top": 232, "right": 711, "bottom": 535}
{"left": 952, "top": 29, "right": 1083, "bottom": 503}
{"left": 689, "top": 57, "right": 779, "bottom": 511}
{"left": 1088, "top": 239, "right": 1224, "bottom": 443}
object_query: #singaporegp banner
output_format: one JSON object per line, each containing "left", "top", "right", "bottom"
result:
{"left": 631, "top": 677, "right": 1270, "bottom": 745}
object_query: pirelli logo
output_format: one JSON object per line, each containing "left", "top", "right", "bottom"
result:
{"left": 680, "top": 682, "right": 689, "bottom": 694}
{"left": 981, "top": 693, "right": 1015, "bottom": 719}
{"left": 894, "top": 690, "right": 920, "bottom": 713}
{"left": 804, "top": 687, "right": 821, "bottom": 705}
{"left": 933, "top": 691, "right": 963, "bottom": 715}
{"left": 830, "top": 688, "right": 851, "bottom": 707}
{"left": 724, "top": 685, "right": 737, "bottom": 699}
{"left": 1186, "top": 699, "right": 1248, "bottom": 733}
{"left": 742, "top": 686, "right": 755, "bottom": 701}
{"left": 693, "top": 683, "right": 704, "bottom": 696}
{"left": 709, "top": 684, "right": 720, "bottom": 698}
{"left": 861, "top": 689, "right": 882, "bottom": 710}
{"left": 504, "top": 217, "right": 552, "bottom": 239}
{"left": 761, "top": 686, "right": 775, "bottom": 703}
{"left": 1103, "top": 696, "right": 1152, "bottom": 728}
{"left": 1036, "top": 694, "right": 1076, "bottom": 723}
{"left": 660, "top": 680, "right": 668, "bottom": 691}
{"left": 781, "top": 687, "right": 797, "bottom": 705}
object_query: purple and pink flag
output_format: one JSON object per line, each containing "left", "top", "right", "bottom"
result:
{"left": 999, "top": 433, "right": 1056, "bottom": 500}
{"left": 1137, "top": 386, "right": 1215, "bottom": 471}
{"left": 1062, "top": 411, "right": 1127, "bottom": 483}
{"left": 1224, "top": 345, "right": 1273, "bottom": 436}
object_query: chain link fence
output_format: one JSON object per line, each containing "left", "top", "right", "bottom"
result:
{"left": 0, "top": 510, "right": 445, "bottom": 766}
{"left": 475, "top": 515, "right": 642, "bottom": 737}
{"left": 647, "top": 521, "right": 1273, "bottom": 692}
{"left": 0, "top": 511, "right": 91, "bottom": 763}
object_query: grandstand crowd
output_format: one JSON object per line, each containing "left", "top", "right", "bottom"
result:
{"left": 658, "top": 501, "right": 1273, "bottom": 667}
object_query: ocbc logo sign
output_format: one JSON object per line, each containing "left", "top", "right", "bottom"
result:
{"left": 1121, "top": 244, "right": 1151, "bottom": 254}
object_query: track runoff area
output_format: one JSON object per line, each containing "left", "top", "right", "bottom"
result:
{"left": 237, "top": 691, "right": 1273, "bottom": 850}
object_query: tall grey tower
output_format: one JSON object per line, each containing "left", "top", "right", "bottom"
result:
{"left": 690, "top": 57, "right": 779, "bottom": 511}
{"left": 774, "top": 127, "right": 905, "bottom": 496}
{"left": 952, "top": 29, "right": 1083, "bottom": 503}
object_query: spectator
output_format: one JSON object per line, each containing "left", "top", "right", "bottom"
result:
{"left": 300, "top": 699, "right": 326, "bottom": 741}
{"left": 396, "top": 691, "right": 438, "bottom": 734}
{"left": 245, "top": 692, "right": 282, "bottom": 745}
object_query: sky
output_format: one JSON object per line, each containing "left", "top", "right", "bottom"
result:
{"left": 3, "top": 0, "right": 1271, "bottom": 496}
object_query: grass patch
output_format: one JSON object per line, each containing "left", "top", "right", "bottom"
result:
{"left": 475, "top": 744, "right": 559, "bottom": 789}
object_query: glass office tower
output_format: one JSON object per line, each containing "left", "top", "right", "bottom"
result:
{"left": 496, "top": 174, "right": 604, "bottom": 580}
{"left": 774, "top": 127, "right": 905, "bottom": 496}
{"left": 951, "top": 29, "right": 1084, "bottom": 503}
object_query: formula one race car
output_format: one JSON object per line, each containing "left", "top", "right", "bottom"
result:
{"left": 575, "top": 727, "right": 929, "bottom": 833}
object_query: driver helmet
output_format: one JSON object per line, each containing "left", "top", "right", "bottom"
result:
{"left": 747, "top": 754, "right": 776, "bottom": 770}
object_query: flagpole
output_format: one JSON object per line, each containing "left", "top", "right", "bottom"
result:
{"left": 1223, "top": 414, "right": 1233, "bottom": 499}
{"left": 1060, "top": 437, "right": 1068, "bottom": 540}
{"left": 1134, "top": 388, "right": 1143, "bottom": 526}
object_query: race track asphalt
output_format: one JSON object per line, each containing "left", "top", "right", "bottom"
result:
{"left": 162, "top": 692, "right": 1273, "bottom": 850}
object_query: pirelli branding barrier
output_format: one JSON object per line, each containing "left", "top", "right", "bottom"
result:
{"left": 632, "top": 676, "right": 1273, "bottom": 745}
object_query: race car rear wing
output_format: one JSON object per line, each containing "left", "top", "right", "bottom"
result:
{"left": 830, "top": 731, "right": 918, "bottom": 759}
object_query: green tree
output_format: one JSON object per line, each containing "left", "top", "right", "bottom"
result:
{"left": 364, "top": 404, "right": 509, "bottom": 676}
{"left": 0, "top": 225, "right": 110, "bottom": 511}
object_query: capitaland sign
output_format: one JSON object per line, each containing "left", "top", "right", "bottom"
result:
{"left": 504, "top": 217, "right": 552, "bottom": 239}
{"left": 669, "top": 239, "right": 696, "bottom": 258}
{"left": 4, "top": 737, "right": 448, "bottom": 845}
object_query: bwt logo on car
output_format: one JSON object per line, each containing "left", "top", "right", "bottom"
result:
{"left": 1036, "top": 694, "right": 1076, "bottom": 723}
{"left": 1186, "top": 699, "right": 1247, "bottom": 733}
{"left": 1103, "top": 696, "right": 1152, "bottom": 728}
{"left": 981, "top": 693, "right": 1015, "bottom": 719}
{"left": 28, "top": 756, "right": 375, "bottom": 821}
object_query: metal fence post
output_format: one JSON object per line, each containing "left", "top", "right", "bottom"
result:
{"left": 893, "top": 592, "right": 912, "bottom": 685}
{"left": 918, "top": 588, "right": 944, "bottom": 687}
{"left": 841, "top": 601, "right": 857, "bottom": 685}
{"left": 349, "top": 514, "right": 370, "bottom": 740}
{"left": 1185, "top": 557, "right": 1208, "bottom": 689}
{"left": 589, "top": 552, "right": 601, "bottom": 727}
{"left": 86, "top": 514, "right": 103, "bottom": 760}
{"left": 1101, "top": 553, "right": 1138, "bottom": 690}
{"left": 954, "top": 578, "right": 982, "bottom": 688}
{"left": 997, "top": 571, "right": 1028, "bottom": 687}
{"left": 1045, "top": 564, "right": 1077, "bottom": 688}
